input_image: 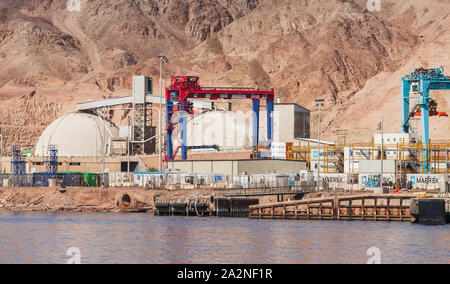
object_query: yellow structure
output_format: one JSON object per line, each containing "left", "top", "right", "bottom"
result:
{"left": 254, "top": 142, "right": 450, "bottom": 175}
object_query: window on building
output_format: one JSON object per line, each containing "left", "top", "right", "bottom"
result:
{"left": 121, "top": 162, "right": 138, "bottom": 172}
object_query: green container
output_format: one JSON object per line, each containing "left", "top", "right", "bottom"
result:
{"left": 83, "top": 172, "right": 99, "bottom": 187}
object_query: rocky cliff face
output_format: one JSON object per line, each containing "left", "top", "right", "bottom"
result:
{"left": 0, "top": 0, "right": 449, "bottom": 151}
{"left": 0, "top": 15, "right": 90, "bottom": 85}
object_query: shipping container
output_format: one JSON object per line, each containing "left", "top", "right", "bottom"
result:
{"left": 32, "top": 173, "right": 54, "bottom": 187}
{"left": 59, "top": 172, "right": 99, "bottom": 187}
{"left": 406, "top": 174, "right": 446, "bottom": 192}
{"left": 318, "top": 174, "right": 348, "bottom": 190}
{"left": 359, "top": 174, "right": 396, "bottom": 188}
{"left": 109, "top": 172, "right": 133, "bottom": 187}
{"left": 359, "top": 160, "right": 396, "bottom": 174}
{"left": 60, "top": 172, "right": 83, "bottom": 187}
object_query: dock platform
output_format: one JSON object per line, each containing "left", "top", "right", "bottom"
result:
{"left": 249, "top": 195, "right": 417, "bottom": 222}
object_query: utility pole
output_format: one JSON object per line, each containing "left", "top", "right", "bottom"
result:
{"left": 102, "top": 101, "right": 106, "bottom": 189}
{"left": 379, "top": 115, "right": 384, "bottom": 188}
{"left": 127, "top": 116, "right": 131, "bottom": 176}
{"left": 158, "top": 54, "right": 166, "bottom": 172}
{"left": 315, "top": 99, "right": 325, "bottom": 192}
{"left": 381, "top": 115, "right": 384, "bottom": 188}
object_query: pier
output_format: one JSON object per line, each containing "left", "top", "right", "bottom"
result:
{"left": 214, "top": 186, "right": 310, "bottom": 199}
{"left": 249, "top": 194, "right": 418, "bottom": 222}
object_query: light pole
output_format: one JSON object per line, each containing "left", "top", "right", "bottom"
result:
{"left": 127, "top": 116, "right": 131, "bottom": 176}
{"left": 315, "top": 99, "right": 325, "bottom": 192}
{"left": 378, "top": 115, "right": 384, "bottom": 188}
{"left": 102, "top": 100, "right": 106, "bottom": 189}
{"left": 158, "top": 54, "right": 166, "bottom": 172}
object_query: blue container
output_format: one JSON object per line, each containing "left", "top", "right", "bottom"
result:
{"left": 32, "top": 173, "right": 67, "bottom": 187}
{"left": 32, "top": 173, "right": 52, "bottom": 187}
{"left": 60, "top": 173, "right": 83, "bottom": 187}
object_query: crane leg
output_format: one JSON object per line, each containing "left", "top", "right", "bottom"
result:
{"left": 180, "top": 100, "right": 188, "bottom": 160}
{"left": 252, "top": 99, "right": 260, "bottom": 147}
{"left": 421, "top": 102, "right": 430, "bottom": 173}
{"left": 166, "top": 99, "right": 174, "bottom": 161}
{"left": 402, "top": 80, "right": 411, "bottom": 133}
{"left": 267, "top": 99, "right": 274, "bottom": 147}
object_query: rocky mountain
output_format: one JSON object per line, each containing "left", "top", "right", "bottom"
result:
{"left": 0, "top": 0, "right": 449, "bottom": 151}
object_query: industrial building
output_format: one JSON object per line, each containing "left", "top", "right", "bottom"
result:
{"left": 0, "top": 68, "right": 448, "bottom": 194}
{"left": 273, "top": 104, "right": 310, "bottom": 142}
{"left": 168, "top": 159, "right": 307, "bottom": 177}
{"left": 0, "top": 75, "right": 311, "bottom": 176}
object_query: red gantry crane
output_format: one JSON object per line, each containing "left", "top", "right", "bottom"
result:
{"left": 165, "top": 76, "right": 275, "bottom": 161}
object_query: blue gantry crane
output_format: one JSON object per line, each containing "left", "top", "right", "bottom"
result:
{"left": 402, "top": 67, "right": 450, "bottom": 172}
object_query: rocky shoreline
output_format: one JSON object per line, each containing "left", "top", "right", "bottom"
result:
{"left": 0, "top": 187, "right": 215, "bottom": 213}
{"left": 0, "top": 187, "right": 429, "bottom": 214}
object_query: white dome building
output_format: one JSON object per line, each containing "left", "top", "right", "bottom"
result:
{"left": 35, "top": 112, "right": 119, "bottom": 157}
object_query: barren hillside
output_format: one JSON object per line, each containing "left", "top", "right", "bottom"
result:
{"left": 0, "top": 0, "right": 449, "bottom": 151}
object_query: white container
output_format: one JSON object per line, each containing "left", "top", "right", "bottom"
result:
{"left": 359, "top": 174, "right": 396, "bottom": 188}
{"left": 109, "top": 172, "right": 133, "bottom": 187}
{"left": 407, "top": 174, "right": 445, "bottom": 191}
{"left": 319, "top": 174, "right": 347, "bottom": 190}
{"left": 272, "top": 142, "right": 287, "bottom": 160}
{"left": 275, "top": 175, "right": 289, "bottom": 188}
{"left": 239, "top": 175, "right": 250, "bottom": 189}
{"left": 374, "top": 133, "right": 410, "bottom": 146}
{"left": 359, "top": 160, "right": 396, "bottom": 174}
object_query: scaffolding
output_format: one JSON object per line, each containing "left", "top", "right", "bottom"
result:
{"left": 11, "top": 146, "right": 26, "bottom": 187}
{"left": 131, "top": 102, "right": 154, "bottom": 155}
{"left": 253, "top": 142, "right": 450, "bottom": 175}
{"left": 344, "top": 142, "right": 450, "bottom": 175}
{"left": 45, "top": 145, "right": 58, "bottom": 178}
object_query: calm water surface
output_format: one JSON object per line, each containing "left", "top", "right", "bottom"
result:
{"left": 0, "top": 211, "right": 448, "bottom": 264}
